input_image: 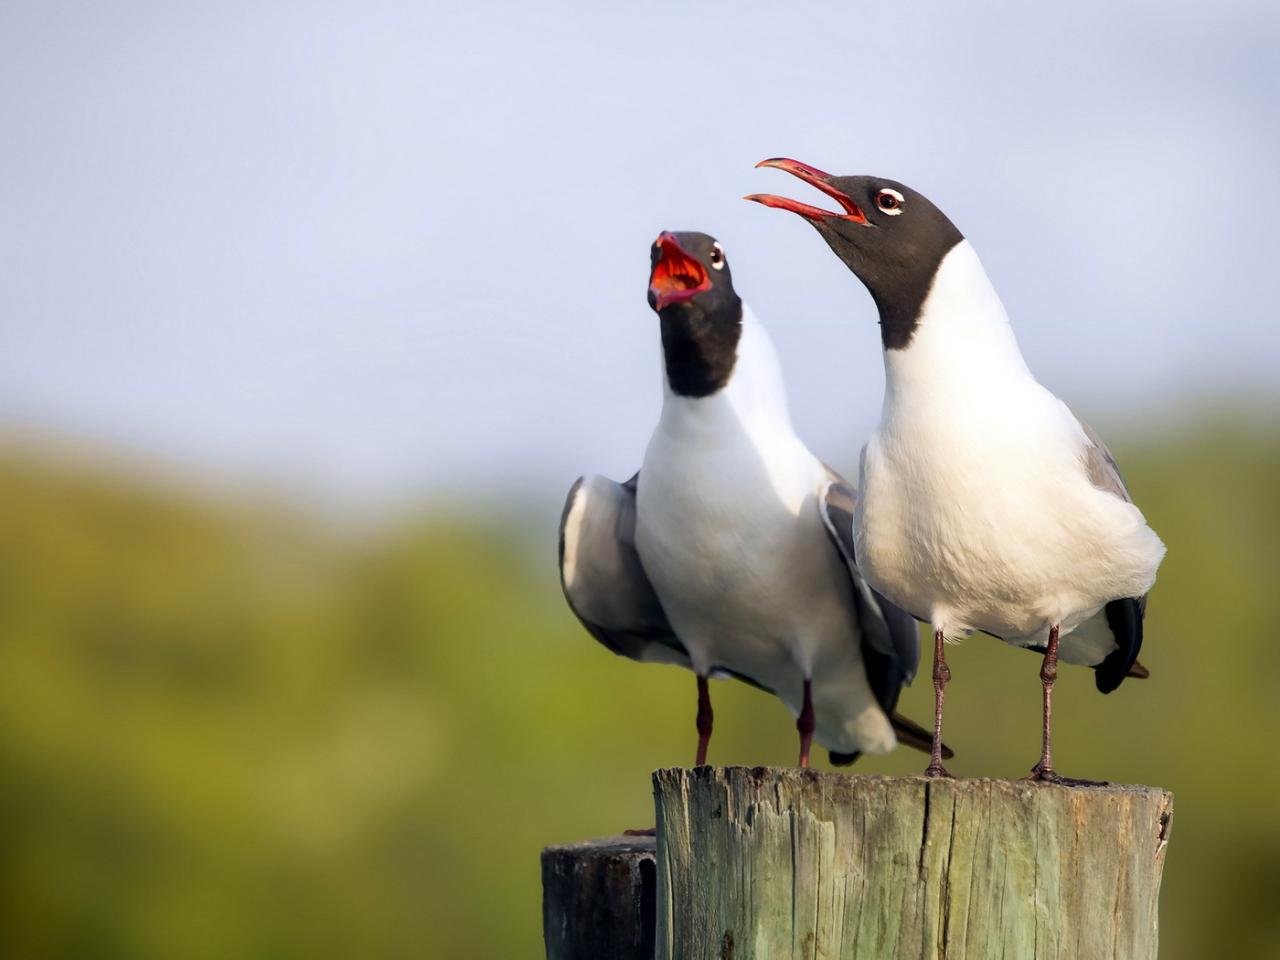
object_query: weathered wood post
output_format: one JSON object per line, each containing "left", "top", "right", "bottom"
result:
{"left": 653, "top": 767, "right": 1173, "bottom": 960}
{"left": 542, "top": 835, "right": 657, "bottom": 960}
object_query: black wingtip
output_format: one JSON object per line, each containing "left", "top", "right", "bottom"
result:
{"left": 828, "top": 750, "right": 861, "bottom": 766}
{"left": 1096, "top": 597, "right": 1145, "bottom": 693}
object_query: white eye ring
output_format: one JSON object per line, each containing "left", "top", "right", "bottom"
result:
{"left": 709, "top": 242, "right": 726, "bottom": 270}
{"left": 876, "top": 188, "right": 905, "bottom": 216}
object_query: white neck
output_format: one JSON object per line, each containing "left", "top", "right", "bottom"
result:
{"left": 882, "top": 240, "right": 1032, "bottom": 407}
{"left": 659, "top": 304, "right": 793, "bottom": 432}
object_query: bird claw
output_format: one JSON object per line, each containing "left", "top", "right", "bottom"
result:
{"left": 924, "top": 763, "right": 955, "bottom": 779}
{"left": 1024, "top": 764, "right": 1108, "bottom": 788}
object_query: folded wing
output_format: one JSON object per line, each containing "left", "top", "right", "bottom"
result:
{"left": 558, "top": 473, "right": 690, "bottom": 667}
{"left": 1069, "top": 410, "right": 1150, "bottom": 692}
{"left": 818, "top": 469, "right": 920, "bottom": 714}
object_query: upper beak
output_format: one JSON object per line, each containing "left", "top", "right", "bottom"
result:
{"left": 745, "top": 158, "right": 868, "bottom": 224}
{"left": 648, "top": 231, "right": 711, "bottom": 311}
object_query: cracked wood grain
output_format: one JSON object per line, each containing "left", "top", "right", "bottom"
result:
{"left": 653, "top": 768, "right": 1172, "bottom": 960}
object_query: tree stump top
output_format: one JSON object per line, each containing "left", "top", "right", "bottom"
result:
{"left": 655, "top": 764, "right": 1173, "bottom": 800}
{"left": 543, "top": 834, "right": 658, "bottom": 857}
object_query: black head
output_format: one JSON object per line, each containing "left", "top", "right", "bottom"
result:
{"left": 747, "top": 158, "right": 963, "bottom": 350}
{"left": 647, "top": 231, "right": 743, "bottom": 397}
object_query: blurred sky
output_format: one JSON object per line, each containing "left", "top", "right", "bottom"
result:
{"left": 2, "top": 0, "right": 1277, "bottom": 505}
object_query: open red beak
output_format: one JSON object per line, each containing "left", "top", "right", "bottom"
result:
{"left": 648, "top": 232, "right": 711, "bottom": 310}
{"left": 745, "top": 158, "right": 868, "bottom": 224}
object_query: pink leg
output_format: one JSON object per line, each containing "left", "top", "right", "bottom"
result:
{"left": 694, "top": 675, "right": 713, "bottom": 767}
{"left": 1024, "top": 625, "right": 1106, "bottom": 787}
{"left": 797, "top": 679, "right": 815, "bottom": 769}
{"left": 1031, "top": 625, "right": 1060, "bottom": 777}
{"left": 925, "top": 628, "right": 954, "bottom": 778}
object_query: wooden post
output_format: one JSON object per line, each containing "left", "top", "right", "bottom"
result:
{"left": 542, "top": 835, "right": 657, "bottom": 960}
{"left": 653, "top": 767, "right": 1173, "bottom": 960}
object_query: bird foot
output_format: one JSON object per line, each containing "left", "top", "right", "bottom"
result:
{"left": 1024, "top": 764, "right": 1108, "bottom": 787}
{"left": 622, "top": 827, "right": 656, "bottom": 837}
{"left": 923, "top": 763, "right": 955, "bottom": 779}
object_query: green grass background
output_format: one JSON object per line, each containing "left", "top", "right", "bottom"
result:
{"left": 0, "top": 418, "right": 1276, "bottom": 959}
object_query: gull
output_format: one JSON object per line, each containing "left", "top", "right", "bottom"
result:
{"left": 749, "top": 160, "right": 1164, "bottom": 780}
{"left": 559, "top": 230, "right": 946, "bottom": 768}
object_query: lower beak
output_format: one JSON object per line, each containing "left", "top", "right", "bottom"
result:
{"left": 745, "top": 157, "right": 868, "bottom": 224}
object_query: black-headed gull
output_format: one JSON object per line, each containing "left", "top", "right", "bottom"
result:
{"left": 749, "top": 161, "right": 1164, "bottom": 781}
{"left": 559, "top": 230, "right": 947, "bottom": 768}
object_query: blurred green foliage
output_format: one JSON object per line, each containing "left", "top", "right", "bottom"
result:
{"left": 0, "top": 420, "right": 1277, "bottom": 959}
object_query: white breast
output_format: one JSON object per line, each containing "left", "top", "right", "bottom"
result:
{"left": 637, "top": 308, "right": 831, "bottom": 669}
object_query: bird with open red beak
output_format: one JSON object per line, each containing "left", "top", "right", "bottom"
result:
{"left": 748, "top": 159, "right": 1164, "bottom": 782}
{"left": 559, "top": 230, "right": 948, "bottom": 770}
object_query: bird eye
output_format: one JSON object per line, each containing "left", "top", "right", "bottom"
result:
{"left": 876, "top": 189, "right": 905, "bottom": 216}
{"left": 709, "top": 243, "right": 726, "bottom": 270}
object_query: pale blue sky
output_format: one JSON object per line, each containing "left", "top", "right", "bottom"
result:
{"left": 2, "top": 0, "right": 1277, "bottom": 504}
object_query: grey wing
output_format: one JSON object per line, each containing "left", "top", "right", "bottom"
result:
{"left": 558, "top": 473, "right": 691, "bottom": 668}
{"left": 1072, "top": 408, "right": 1132, "bottom": 503}
{"left": 1068, "top": 410, "right": 1151, "bottom": 688}
{"left": 818, "top": 467, "right": 921, "bottom": 703}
